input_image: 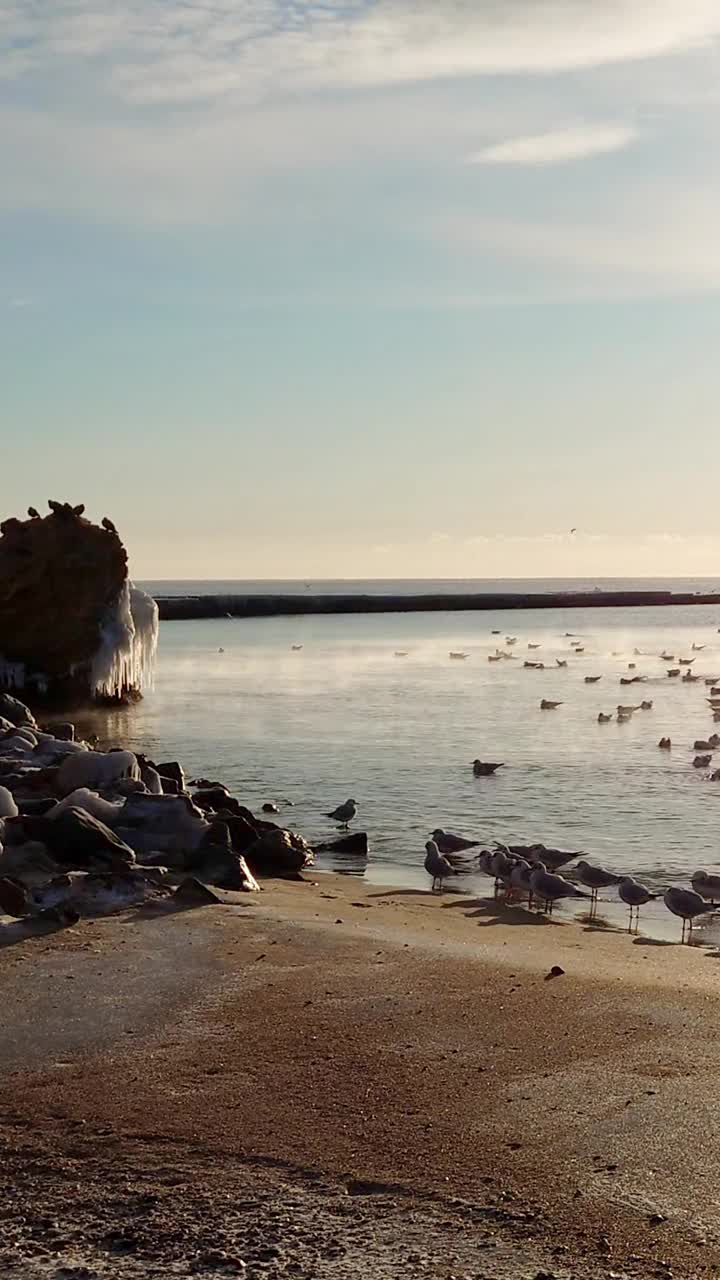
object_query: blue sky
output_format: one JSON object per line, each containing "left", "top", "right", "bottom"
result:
{"left": 3, "top": 0, "right": 720, "bottom": 578}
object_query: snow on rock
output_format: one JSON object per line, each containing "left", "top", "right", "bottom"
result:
{"left": 50, "top": 787, "right": 124, "bottom": 826}
{"left": 55, "top": 749, "right": 141, "bottom": 798}
{"left": 0, "top": 785, "right": 19, "bottom": 819}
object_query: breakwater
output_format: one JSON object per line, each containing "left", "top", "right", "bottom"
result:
{"left": 155, "top": 590, "right": 720, "bottom": 620}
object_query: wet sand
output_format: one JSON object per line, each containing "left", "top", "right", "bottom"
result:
{"left": 2, "top": 874, "right": 720, "bottom": 1277}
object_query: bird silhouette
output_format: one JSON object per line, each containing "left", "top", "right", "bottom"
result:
{"left": 101, "top": 517, "right": 117, "bottom": 534}
{"left": 27, "top": 507, "right": 40, "bottom": 519}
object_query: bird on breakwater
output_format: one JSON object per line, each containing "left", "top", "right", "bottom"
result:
{"left": 663, "top": 887, "right": 717, "bottom": 943}
{"left": 691, "top": 871, "right": 720, "bottom": 905}
{"left": 618, "top": 877, "right": 656, "bottom": 933}
{"left": 27, "top": 506, "right": 40, "bottom": 519}
{"left": 101, "top": 516, "right": 117, "bottom": 534}
{"left": 327, "top": 799, "right": 357, "bottom": 828}
{"left": 424, "top": 840, "right": 457, "bottom": 893}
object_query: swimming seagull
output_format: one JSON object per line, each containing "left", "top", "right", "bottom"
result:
{"left": 431, "top": 828, "right": 480, "bottom": 854}
{"left": 540, "top": 699, "right": 563, "bottom": 710}
{"left": 424, "top": 840, "right": 457, "bottom": 893}
{"left": 472, "top": 759, "right": 505, "bottom": 776}
{"left": 691, "top": 870, "right": 720, "bottom": 905}
{"left": 529, "top": 863, "right": 589, "bottom": 914}
{"left": 326, "top": 798, "right": 358, "bottom": 828}
{"left": 663, "top": 886, "right": 717, "bottom": 943}
{"left": 618, "top": 877, "right": 656, "bottom": 933}
{"left": 576, "top": 859, "right": 623, "bottom": 910}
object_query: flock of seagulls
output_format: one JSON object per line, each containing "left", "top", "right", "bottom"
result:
{"left": 422, "top": 836, "right": 720, "bottom": 942}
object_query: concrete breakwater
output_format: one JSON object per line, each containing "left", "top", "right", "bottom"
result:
{"left": 155, "top": 590, "right": 720, "bottom": 620}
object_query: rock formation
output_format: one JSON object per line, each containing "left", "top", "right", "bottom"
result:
{"left": 0, "top": 501, "right": 157, "bottom": 703}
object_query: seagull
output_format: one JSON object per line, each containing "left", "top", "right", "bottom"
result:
{"left": 528, "top": 642, "right": 541, "bottom": 649}
{"left": 27, "top": 506, "right": 40, "bottom": 519}
{"left": 101, "top": 516, "right": 117, "bottom": 534}
{"left": 658, "top": 737, "right": 672, "bottom": 749}
{"left": 694, "top": 739, "right": 713, "bottom": 751}
{"left": 663, "top": 886, "right": 716, "bottom": 943}
{"left": 431, "top": 828, "right": 480, "bottom": 854}
{"left": 641, "top": 700, "right": 653, "bottom": 711}
{"left": 540, "top": 699, "right": 563, "bottom": 710}
{"left": 292, "top": 644, "right": 304, "bottom": 651}
{"left": 618, "top": 877, "right": 656, "bottom": 933}
{"left": 691, "top": 870, "right": 720, "bottom": 905}
{"left": 575, "top": 859, "right": 623, "bottom": 909}
{"left": 694, "top": 755, "right": 712, "bottom": 769}
{"left": 692, "top": 643, "right": 706, "bottom": 651}
{"left": 556, "top": 659, "right": 568, "bottom": 668}
{"left": 424, "top": 840, "right": 457, "bottom": 893}
{"left": 584, "top": 675, "right": 602, "bottom": 683}
{"left": 497, "top": 842, "right": 579, "bottom": 872}
{"left": 472, "top": 759, "right": 505, "bottom": 776}
{"left": 529, "top": 863, "right": 588, "bottom": 914}
{"left": 326, "top": 798, "right": 357, "bottom": 828}
{"left": 598, "top": 712, "right": 613, "bottom": 723}
{"left": 509, "top": 858, "right": 534, "bottom": 907}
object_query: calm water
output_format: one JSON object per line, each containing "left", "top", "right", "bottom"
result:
{"left": 87, "top": 601, "right": 720, "bottom": 942}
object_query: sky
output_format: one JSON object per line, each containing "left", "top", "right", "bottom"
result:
{"left": 3, "top": 0, "right": 720, "bottom": 579}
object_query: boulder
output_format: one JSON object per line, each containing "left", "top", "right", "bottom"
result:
{"left": 0, "top": 841, "right": 60, "bottom": 887}
{"left": 117, "top": 793, "right": 210, "bottom": 850}
{"left": 140, "top": 763, "right": 163, "bottom": 795}
{"left": 156, "top": 761, "right": 186, "bottom": 790}
{"left": 174, "top": 877, "right": 224, "bottom": 906}
{"left": 51, "top": 787, "right": 123, "bottom": 825}
{"left": 0, "top": 694, "right": 37, "bottom": 728}
{"left": 44, "top": 722, "right": 75, "bottom": 741}
{"left": 193, "top": 788, "right": 242, "bottom": 815}
{"left": 39, "top": 806, "right": 136, "bottom": 870}
{"left": 244, "top": 829, "right": 314, "bottom": 877}
{"left": 219, "top": 812, "right": 260, "bottom": 853}
{"left": 0, "top": 877, "right": 30, "bottom": 918}
{"left": 186, "top": 846, "right": 260, "bottom": 892}
{"left": 314, "top": 832, "right": 369, "bottom": 856}
{"left": 56, "top": 749, "right": 139, "bottom": 796}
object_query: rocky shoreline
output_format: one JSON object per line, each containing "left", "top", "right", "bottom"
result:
{"left": 0, "top": 689, "right": 355, "bottom": 929}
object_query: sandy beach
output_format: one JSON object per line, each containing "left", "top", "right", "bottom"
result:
{"left": 2, "top": 873, "right": 720, "bottom": 1278}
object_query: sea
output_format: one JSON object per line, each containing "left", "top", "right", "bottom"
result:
{"left": 84, "top": 579, "right": 720, "bottom": 943}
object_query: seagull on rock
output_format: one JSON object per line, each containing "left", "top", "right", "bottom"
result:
{"left": 424, "top": 840, "right": 457, "bottom": 893}
{"left": 326, "top": 799, "right": 357, "bottom": 828}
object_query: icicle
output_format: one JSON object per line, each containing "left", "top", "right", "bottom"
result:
{"left": 91, "top": 581, "right": 158, "bottom": 700}
{"left": 0, "top": 658, "right": 26, "bottom": 689}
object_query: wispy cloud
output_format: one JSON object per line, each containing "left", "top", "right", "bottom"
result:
{"left": 467, "top": 124, "right": 639, "bottom": 167}
{"left": 3, "top": 1, "right": 720, "bottom": 106}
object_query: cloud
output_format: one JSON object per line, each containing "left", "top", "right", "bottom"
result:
{"left": 467, "top": 124, "right": 639, "bottom": 167}
{"left": 3, "top": 1, "right": 720, "bottom": 106}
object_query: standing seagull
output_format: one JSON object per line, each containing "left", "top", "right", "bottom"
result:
{"left": 618, "top": 877, "right": 655, "bottom": 933}
{"left": 576, "top": 860, "right": 623, "bottom": 910}
{"left": 424, "top": 840, "right": 457, "bottom": 893}
{"left": 663, "top": 887, "right": 715, "bottom": 943}
{"left": 691, "top": 870, "right": 720, "bottom": 905}
{"left": 529, "top": 863, "right": 588, "bottom": 914}
{"left": 326, "top": 798, "right": 358, "bottom": 828}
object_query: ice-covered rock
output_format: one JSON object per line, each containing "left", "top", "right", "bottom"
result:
{"left": 50, "top": 787, "right": 124, "bottom": 826}
{"left": 0, "top": 504, "right": 157, "bottom": 703}
{"left": 0, "top": 786, "right": 18, "bottom": 819}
